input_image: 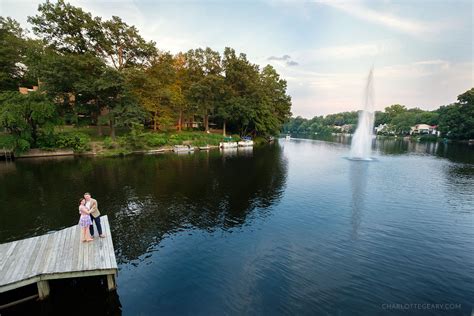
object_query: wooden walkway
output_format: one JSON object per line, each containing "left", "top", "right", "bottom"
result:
{"left": 0, "top": 215, "right": 117, "bottom": 300}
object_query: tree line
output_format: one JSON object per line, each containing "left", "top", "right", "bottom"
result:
{"left": 0, "top": 0, "right": 292, "bottom": 151}
{"left": 283, "top": 88, "right": 474, "bottom": 140}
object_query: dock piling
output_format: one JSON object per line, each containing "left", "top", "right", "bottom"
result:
{"left": 107, "top": 274, "right": 116, "bottom": 291}
{"left": 37, "top": 280, "right": 50, "bottom": 300}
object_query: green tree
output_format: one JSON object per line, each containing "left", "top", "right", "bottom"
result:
{"left": 0, "top": 91, "right": 58, "bottom": 151}
{"left": 438, "top": 88, "right": 474, "bottom": 140}
{"left": 28, "top": 0, "right": 100, "bottom": 54}
{"left": 385, "top": 104, "right": 407, "bottom": 122}
{"left": 457, "top": 88, "right": 474, "bottom": 106}
{"left": 185, "top": 48, "right": 223, "bottom": 132}
{"left": 258, "top": 65, "right": 292, "bottom": 135}
{"left": 222, "top": 47, "right": 262, "bottom": 136}
{"left": 374, "top": 111, "right": 388, "bottom": 126}
{"left": 0, "top": 17, "right": 27, "bottom": 91}
{"left": 128, "top": 52, "right": 180, "bottom": 131}
{"left": 95, "top": 16, "right": 157, "bottom": 70}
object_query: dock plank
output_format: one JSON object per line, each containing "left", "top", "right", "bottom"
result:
{"left": 100, "top": 219, "right": 110, "bottom": 269}
{"left": 1, "top": 239, "right": 29, "bottom": 285}
{"left": 64, "top": 225, "right": 75, "bottom": 272}
{"left": 0, "top": 242, "right": 17, "bottom": 271}
{"left": 0, "top": 240, "right": 24, "bottom": 284}
{"left": 106, "top": 217, "right": 116, "bottom": 269}
{"left": 6, "top": 236, "right": 37, "bottom": 285}
{"left": 29, "top": 236, "right": 49, "bottom": 278}
{"left": 0, "top": 216, "right": 117, "bottom": 294}
{"left": 71, "top": 225, "right": 81, "bottom": 272}
{"left": 45, "top": 229, "right": 64, "bottom": 274}
{"left": 55, "top": 227, "right": 70, "bottom": 273}
{"left": 18, "top": 236, "right": 41, "bottom": 281}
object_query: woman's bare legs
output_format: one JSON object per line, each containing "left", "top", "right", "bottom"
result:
{"left": 81, "top": 227, "right": 87, "bottom": 242}
{"left": 85, "top": 225, "right": 93, "bottom": 242}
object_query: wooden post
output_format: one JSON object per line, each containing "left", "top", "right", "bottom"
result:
{"left": 107, "top": 274, "right": 116, "bottom": 291}
{"left": 37, "top": 280, "right": 50, "bottom": 299}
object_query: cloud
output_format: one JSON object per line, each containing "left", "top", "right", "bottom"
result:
{"left": 296, "top": 43, "right": 389, "bottom": 62}
{"left": 323, "top": 1, "right": 431, "bottom": 36}
{"left": 284, "top": 59, "right": 473, "bottom": 117}
{"left": 267, "top": 54, "right": 291, "bottom": 61}
{"left": 267, "top": 54, "right": 299, "bottom": 67}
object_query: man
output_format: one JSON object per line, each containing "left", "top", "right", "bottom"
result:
{"left": 84, "top": 192, "right": 105, "bottom": 238}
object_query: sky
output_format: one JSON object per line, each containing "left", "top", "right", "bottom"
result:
{"left": 1, "top": 0, "right": 473, "bottom": 118}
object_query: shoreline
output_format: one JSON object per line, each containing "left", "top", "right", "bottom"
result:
{"left": 10, "top": 145, "right": 231, "bottom": 159}
{"left": 13, "top": 145, "right": 223, "bottom": 159}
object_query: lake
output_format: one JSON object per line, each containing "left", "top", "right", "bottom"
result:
{"left": 1, "top": 137, "right": 473, "bottom": 315}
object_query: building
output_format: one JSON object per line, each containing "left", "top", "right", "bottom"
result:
{"left": 374, "top": 123, "right": 388, "bottom": 134}
{"left": 410, "top": 124, "right": 440, "bottom": 136}
{"left": 18, "top": 86, "right": 39, "bottom": 94}
{"left": 332, "top": 124, "right": 353, "bottom": 133}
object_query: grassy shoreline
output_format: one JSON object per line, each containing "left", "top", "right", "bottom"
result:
{"left": 1, "top": 126, "right": 270, "bottom": 158}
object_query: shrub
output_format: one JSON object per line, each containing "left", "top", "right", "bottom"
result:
{"left": 0, "top": 134, "right": 16, "bottom": 150}
{"left": 56, "top": 132, "right": 91, "bottom": 152}
{"left": 168, "top": 134, "right": 182, "bottom": 145}
{"left": 144, "top": 133, "right": 168, "bottom": 147}
{"left": 103, "top": 137, "right": 116, "bottom": 149}
{"left": 417, "top": 135, "right": 439, "bottom": 142}
{"left": 37, "top": 132, "right": 58, "bottom": 149}
{"left": 0, "top": 134, "right": 31, "bottom": 153}
{"left": 121, "top": 123, "right": 147, "bottom": 149}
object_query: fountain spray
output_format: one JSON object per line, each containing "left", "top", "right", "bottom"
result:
{"left": 350, "top": 68, "right": 375, "bottom": 160}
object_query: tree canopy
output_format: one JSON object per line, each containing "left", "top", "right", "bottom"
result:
{"left": 283, "top": 88, "right": 474, "bottom": 140}
{"left": 0, "top": 0, "right": 292, "bottom": 152}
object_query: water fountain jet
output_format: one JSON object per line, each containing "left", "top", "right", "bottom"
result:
{"left": 350, "top": 68, "right": 375, "bottom": 160}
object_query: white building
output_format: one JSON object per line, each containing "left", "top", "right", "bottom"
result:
{"left": 410, "top": 124, "right": 440, "bottom": 136}
{"left": 374, "top": 124, "right": 388, "bottom": 134}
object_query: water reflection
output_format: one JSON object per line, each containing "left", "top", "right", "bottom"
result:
{"left": 292, "top": 134, "right": 474, "bottom": 164}
{"left": 1, "top": 139, "right": 473, "bottom": 315}
{"left": 111, "top": 145, "right": 287, "bottom": 263}
{"left": 349, "top": 161, "right": 368, "bottom": 239}
{"left": 0, "top": 161, "right": 16, "bottom": 177}
{"left": 0, "top": 145, "right": 288, "bottom": 265}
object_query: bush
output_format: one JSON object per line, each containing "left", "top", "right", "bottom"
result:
{"left": 37, "top": 131, "right": 58, "bottom": 149}
{"left": 0, "top": 134, "right": 30, "bottom": 153}
{"left": 0, "top": 134, "right": 16, "bottom": 150}
{"left": 144, "top": 133, "right": 168, "bottom": 147}
{"left": 127, "top": 123, "right": 147, "bottom": 149}
{"left": 16, "top": 138, "right": 31, "bottom": 152}
{"left": 417, "top": 134, "right": 439, "bottom": 142}
{"left": 103, "top": 137, "right": 116, "bottom": 149}
{"left": 56, "top": 132, "right": 91, "bottom": 152}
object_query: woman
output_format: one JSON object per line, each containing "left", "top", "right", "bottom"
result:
{"left": 78, "top": 198, "right": 93, "bottom": 242}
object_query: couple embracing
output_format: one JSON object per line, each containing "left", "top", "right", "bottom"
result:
{"left": 78, "top": 192, "right": 105, "bottom": 242}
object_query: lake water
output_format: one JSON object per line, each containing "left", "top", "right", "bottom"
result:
{"left": 1, "top": 137, "right": 473, "bottom": 315}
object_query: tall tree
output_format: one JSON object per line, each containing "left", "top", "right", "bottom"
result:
{"left": 173, "top": 53, "right": 188, "bottom": 131}
{"left": 98, "top": 16, "right": 157, "bottom": 70}
{"left": 185, "top": 48, "right": 223, "bottom": 132}
{"left": 0, "top": 17, "right": 27, "bottom": 91}
{"left": 0, "top": 91, "right": 57, "bottom": 150}
{"left": 259, "top": 65, "right": 292, "bottom": 135}
{"left": 438, "top": 88, "right": 474, "bottom": 140}
{"left": 128, "top": 52, "right": 179, "bottom": 131}
{"left": 222, "top": 47, "right": 262, "bottom": 136}
{"left": 28, "top": 0, "right": 157, "bottom": 69}
{"left": 28, "top": 0, "right": 101, "bottom": 54}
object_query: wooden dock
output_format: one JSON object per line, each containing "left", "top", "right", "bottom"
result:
{"left": 1, "top": 148, "right": 13, "bottom": 161}
{"left": 0, "top": 215, "right": 117, "bottom": 301}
